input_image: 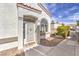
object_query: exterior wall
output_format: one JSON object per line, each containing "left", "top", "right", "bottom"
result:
{"left": 0, "top": 3, "right": 18, "bottom": 39}
{"left": 26, "top": 3, "right": 51, "bottom": 34}
{"left": 0, "top": 3, "right": 53, "bottom": 51}
{"left": 18, "top": 5, "right": 41, "bottom": 49}
{"left": 36, "top": 11, "right": 51, "bottom": 40}
{"left": 35, "top": 4, "right": 51, "bottom": 40}
{"left": 52, "top": 23, "right": 62, "bottom": 34}
{"left": 0, "top": 3, "right": 18, "bottom": 51}
{"left": 37, "top": 11, "right": 51, "bottom": 32}
{"left": 18, "top": 3, "right": 52, "bottom": 49}
{"left": 18, "top": 7, "right": 40, "bottom": 18}
{"left": 51, "top": 24, "right": 55, "bottom": 34}
{"left": 0, "top": 3, "right": 52, "bottom": 51}
{"left": 26, "top": 3, "right": 52, "bottom": 42}
{"left": 54, "top": 24, "right": 61, "bottom": 29}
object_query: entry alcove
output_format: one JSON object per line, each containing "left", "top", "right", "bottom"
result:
{"left": 23, "top": 15, "right": 38, "bottom": 48}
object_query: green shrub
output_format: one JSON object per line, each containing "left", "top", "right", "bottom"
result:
{"left": 56, "top": 24, "right": 70, "bottom": 38}
{"left": 76, "top": 20, "right": 79, "bottom": 26}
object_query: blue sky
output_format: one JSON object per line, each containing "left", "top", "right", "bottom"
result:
{"left": 45, "top": 3, "right": 79, "bottom": 24}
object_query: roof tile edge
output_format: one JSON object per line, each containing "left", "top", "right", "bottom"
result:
{"left": 17, "top": 3, "right": 42, "bottom": 14}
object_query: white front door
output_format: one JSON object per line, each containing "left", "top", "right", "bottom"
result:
{"left": 26, "top": 22, "right": 35, "bottom": 42}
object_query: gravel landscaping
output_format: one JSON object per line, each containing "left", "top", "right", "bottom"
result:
{"left": 40, "top": 35, "right": 65, "bottom": 47}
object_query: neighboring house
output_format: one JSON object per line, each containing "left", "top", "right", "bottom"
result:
{"left": 51, "top": 20, "right": 62, "bottom": 34}
{"left": 66, "top": 24, "right": 76, "bottom": 30}
{"left": 51, "top": 20, "right": 55, "bottom": 34}
{"left": 76, "top": 26, "right": 79, "bottom": 32}
{"left": 0, "top": 3, "right": 52, "bottom": 51}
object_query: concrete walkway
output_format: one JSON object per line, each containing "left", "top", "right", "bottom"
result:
{"left": 25, "top": 39, "right": 79, "bottom": 56}
{"left": 25, "top": 30, "right": 79, "bottom": 56}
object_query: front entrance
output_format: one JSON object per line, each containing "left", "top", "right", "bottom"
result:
{"left": 40, "top": 19, "right": 48, "bottom": 45}
{"left": 23, "top": 15, "right": 37, "bottom": 48}
{"left": 36, "top": 18, "right": 48, "bottom": 44}
{"left": 40, "top": 18, "right": 48, "bottom": 40}
{"left": 27, "top": 22, "right": 35, "bottom": 42}
{"left": 23, "top": 21, "right": 35, "bottom": 42}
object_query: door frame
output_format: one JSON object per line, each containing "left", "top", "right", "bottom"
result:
{"left": 23, "top": 15, "right": 38, "bottom": 48}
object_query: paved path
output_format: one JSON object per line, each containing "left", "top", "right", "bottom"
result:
{"left": 25, "top": 39, "right": 79, "bottom": 56}
{"left": 25, "top": 30, "right": 79, "bottom": 56}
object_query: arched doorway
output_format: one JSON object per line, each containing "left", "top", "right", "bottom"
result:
{"left": 40, "top": 18, "right": 48, "bottom": 39}
{"left": 36, "top": 18, "right": 48, "bottom": 44}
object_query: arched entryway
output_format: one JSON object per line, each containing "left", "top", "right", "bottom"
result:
{"left": 40, "top": 18, "right": 48, "bottom": 39}
{"left": 36, "top": 18, "right": 48, "bottom": 44}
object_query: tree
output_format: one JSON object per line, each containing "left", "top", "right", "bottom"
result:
{"left": 56, "top": 24, "right": 70, "bottom": 38}
{"left": 77, "top": 20, "right": 79, "bottom": 26}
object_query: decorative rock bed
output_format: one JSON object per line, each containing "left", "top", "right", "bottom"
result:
{"left": 40, "top": 35, "right": 65, "bottom": 47}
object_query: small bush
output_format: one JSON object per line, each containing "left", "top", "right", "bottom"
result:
{"left": 56, "top": 24, "right": 70, "bottom": 38}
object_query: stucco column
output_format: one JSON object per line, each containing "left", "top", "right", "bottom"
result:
{"left": 48, "top": 20, "right": 51, "bottom": 33}
{"left": 34, "top": 24, "right": 36, "bottom": 42}
{"left": 36, "top": 21, "right": 40, "bottom": 44}
{"left": 18, "top": 17, "right": 24, "bottom": 50}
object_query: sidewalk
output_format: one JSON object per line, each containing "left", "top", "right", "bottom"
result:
{"left": 25, "top": 39, "right": 79, "bottom": 56}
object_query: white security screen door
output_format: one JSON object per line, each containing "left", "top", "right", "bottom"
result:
{"left": 23, "top": 15, "right": 37, "bottom": 48}
{"left": 26, "top": 22, "right": 35, "bottom": 42}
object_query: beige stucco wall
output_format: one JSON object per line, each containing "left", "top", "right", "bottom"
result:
{"left": 0, "top": 3, "right": 18, "bottom": 39}
{"left": 18, "top": 3, "right": 52, "bottom": 49}
{"left": 18, "top": 5, "right": 41, "bottom": 49}
{"left": 24, "top": 3, "right": 52, "bottom": 43}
